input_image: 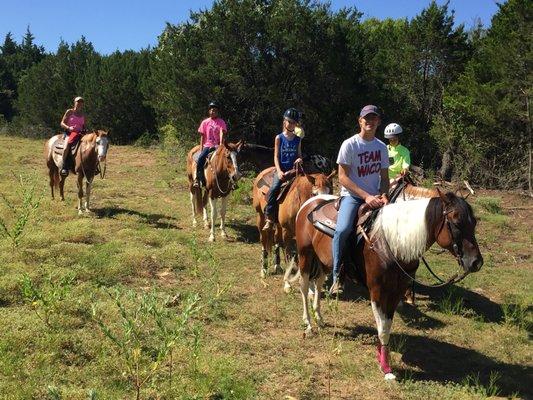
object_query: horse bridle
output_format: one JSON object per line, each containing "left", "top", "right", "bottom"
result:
{"left": 438, "top": 206, "right": 465, "bottom": 269}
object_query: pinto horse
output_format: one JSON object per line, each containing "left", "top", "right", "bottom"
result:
{"left": 292, "top": 191, "right": 482, "bottom": 380}
{"left": 45, "top": 130, "right": 109, "bottom": 214}
{"left": 252, "top": 166, "right": 335, "bottom": 279}
{"left": 187, "top": 140, "right": 243, "bottom": 241}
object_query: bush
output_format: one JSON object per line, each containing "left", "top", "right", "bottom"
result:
{"left": 476, "top": 196, "right": 502, "bottom": 214}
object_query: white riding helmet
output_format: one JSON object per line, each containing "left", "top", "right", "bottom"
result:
{"left": 384, "top": 123, "right": 403, "bottom": 138}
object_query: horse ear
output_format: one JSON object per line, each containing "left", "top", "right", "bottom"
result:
{"left": 306, "top": 174, "right": 316, "bottom": 185}
{"left": 326, "top": 169, "right": 337, "bottom": 180}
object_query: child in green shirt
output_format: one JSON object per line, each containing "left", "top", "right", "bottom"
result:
{"left": 384, "top": 123, "right": 411, "bottom": 180}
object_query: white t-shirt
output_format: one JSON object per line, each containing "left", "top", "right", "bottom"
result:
{"left": 337, "top": 134, "right": 389, "bottom": 198}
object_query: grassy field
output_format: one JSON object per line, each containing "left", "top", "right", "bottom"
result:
{"left": 0, "top": 135, "right": 531, "bottom": 399}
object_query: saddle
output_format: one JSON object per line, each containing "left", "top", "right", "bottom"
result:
{"left": 308, "top": 197, "right": 378, "bottom": 239}
{"left": 52, "top": 135, "right": 81, "bottom": 172}
{"left": 256, "top": 167, "right": 297, "bottom": 202}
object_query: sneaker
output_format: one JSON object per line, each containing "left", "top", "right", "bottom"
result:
{"left": 262, "top": 219, "right": 274, "bottom": 231}
{"left": 329, "top": 279, "right": 344, "bottom": 297}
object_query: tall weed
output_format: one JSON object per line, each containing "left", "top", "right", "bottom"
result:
{"left": 0, "top": 174, "right": 41, "bottom": 248}
{"left": 92, "top": 289, "right": 201, "bottom": 400}
{"left": 20, "top": 273, "right": 74, "bottom": 328}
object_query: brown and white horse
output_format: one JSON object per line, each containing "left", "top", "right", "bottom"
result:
{"left": 187, "top": 140, "right": 243, "bottom": 241}
{"left": 252, "top": 166, "right": 335, "bottom": 280}
{"left": 292, "top": 191, "right": 482, "bottom": 379}
{"left": 45, "top": 130, "right": 109, "bottom": 214}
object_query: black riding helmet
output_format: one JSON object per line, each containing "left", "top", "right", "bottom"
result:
{"left": 283, "top": 108, "right": 300, "bottom": 123}
{"left": 208, "top": 101, "right": 220, "bottom": 110}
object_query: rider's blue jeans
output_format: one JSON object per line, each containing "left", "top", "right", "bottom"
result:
{"left": 264, "top": 174, "right": 283, "bottom": 221}
{"left": 332, "top": 195, "right": 364, "bottom": 281}
{"left": 196, "top": 146, "right": 215, "bottom": 183}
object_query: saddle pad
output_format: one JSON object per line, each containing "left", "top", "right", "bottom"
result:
{"left": 308, "top": 198, "right": 377, "bottom": 238}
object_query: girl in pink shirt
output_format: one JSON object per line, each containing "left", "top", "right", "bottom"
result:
{"left": 193, "top": 101, "right": 228, "bottom": 187}
{"left": 59, "top": 96, "right": 86, "bottom": 175}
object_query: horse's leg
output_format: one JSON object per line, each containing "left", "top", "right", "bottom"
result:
{"left": 313, "top": 270, "right": 326, "bottom": 328}
{"left": 203, "top": 190, "right": 209, "bottom": 229}
{"left": 273, "top": 225, "right": 283, "bottom": 274}
{"left": 84, "top": 178, "right": 92, "bottom": 212}
{"left": 190, "top": 192, "right": 198, "bottom": 227}
{"left": 208, "top": 197, "right": 217, "bottom": 242}
{"left": 258, "top": 213, "right": 269, "bottom": 278}
{"left": 370, "top": 289, "right": 396, "bottom": 380}
{"left": 59, "top": 175, "right": 66, "bottom": 201}
{"left": 300, "top": 271, "right": 313, "bottom": 336}
{"left": 77, "top": 175, "right": 84, "bottom": 215}
{"left": 219, "top": 195, "right": 228, "bottom": 238}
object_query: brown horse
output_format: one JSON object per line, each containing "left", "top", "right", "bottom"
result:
{"left": 291, "top": 191, "right": 482, "bottom": 380}
{"left": 45, "top": 131, "right": 109, "bottom": 214}
{"left": 187, "top": 140, "right": 243, "bottom": 241}
{"left": 252, "top": 166, "right": 335, "bottom": 280}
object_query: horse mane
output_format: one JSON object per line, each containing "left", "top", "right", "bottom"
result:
{"left": 371, "top": 198, "right": 431, "bottom": 262}
{"left": 81, "top": 132, "right": 97, "bottom": 142}
{"left": 404, "top": 184, "right": 438, "bottom": 198}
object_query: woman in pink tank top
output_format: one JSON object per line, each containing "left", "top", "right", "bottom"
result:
{"left": 59, "top": 96, "right": 86, "bottom": 175}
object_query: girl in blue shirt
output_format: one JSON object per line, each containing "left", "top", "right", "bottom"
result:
{"left": 263, "top": 108, "right": 303, "bottom": 231}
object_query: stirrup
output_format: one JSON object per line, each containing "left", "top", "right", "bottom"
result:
{"left": 60, "top": 168, "right": 69, "bottom": 176}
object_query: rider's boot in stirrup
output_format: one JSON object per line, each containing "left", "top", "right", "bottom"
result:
{"left": 60, "top": 143, "right": 71, "bottom": 176}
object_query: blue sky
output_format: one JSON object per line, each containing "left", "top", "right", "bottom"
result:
{"left": 1, "top": 0, "right": 500, "bottom": 54}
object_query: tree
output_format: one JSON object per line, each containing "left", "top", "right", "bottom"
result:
{"left": 430, "top": 0, "right": 532, "bottom": 188}
{"left": 148, "top": 0, "right": 364, "bottom": 155}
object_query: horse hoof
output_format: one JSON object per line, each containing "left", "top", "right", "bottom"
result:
{"left": 220, "top": 231, "right": 228, "bottom": 239}
{"left": 273, "top": 264, "right": 283, "bottom": 275}
{"left": 208, "top": 235, "right": 215, "bottom": 242}
{"left": 316, "top": 317, "right": 325, "bottom": 329}
{"left": 192, "top": 220, "right": 198, "bottom": 228}
{"left": 283, "top": 282, "right": 291, "bottom": 293}
{"left": 204, "top": 224, "right": 210, "bottom": 230}
{"left": 260, "top": 268, "right": 267, "bottom": 279}
{"left": 78, "top": 210, "right": 83, "bottom": 216}
{"left": 384, "top": 373, "right": 396, "bottom": 381}
{"left": 303, "top": 326, "right": 313, "bottom": 338}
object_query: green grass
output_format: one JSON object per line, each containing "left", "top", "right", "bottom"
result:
{"left": 0, "top": 135, "right": 531, "bottom": 399}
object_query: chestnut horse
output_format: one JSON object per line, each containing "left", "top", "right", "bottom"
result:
{"left": 252, "top": 166, "right": 335, "bottom": 279}
{"left": 292, "top": 191, "right": 482, "bottom": 380}
{"left": 45, "top": 130, "right": 109, "bottom": 214}
{"left": 187, "top": 140, "right": 243, "bottom": 241}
